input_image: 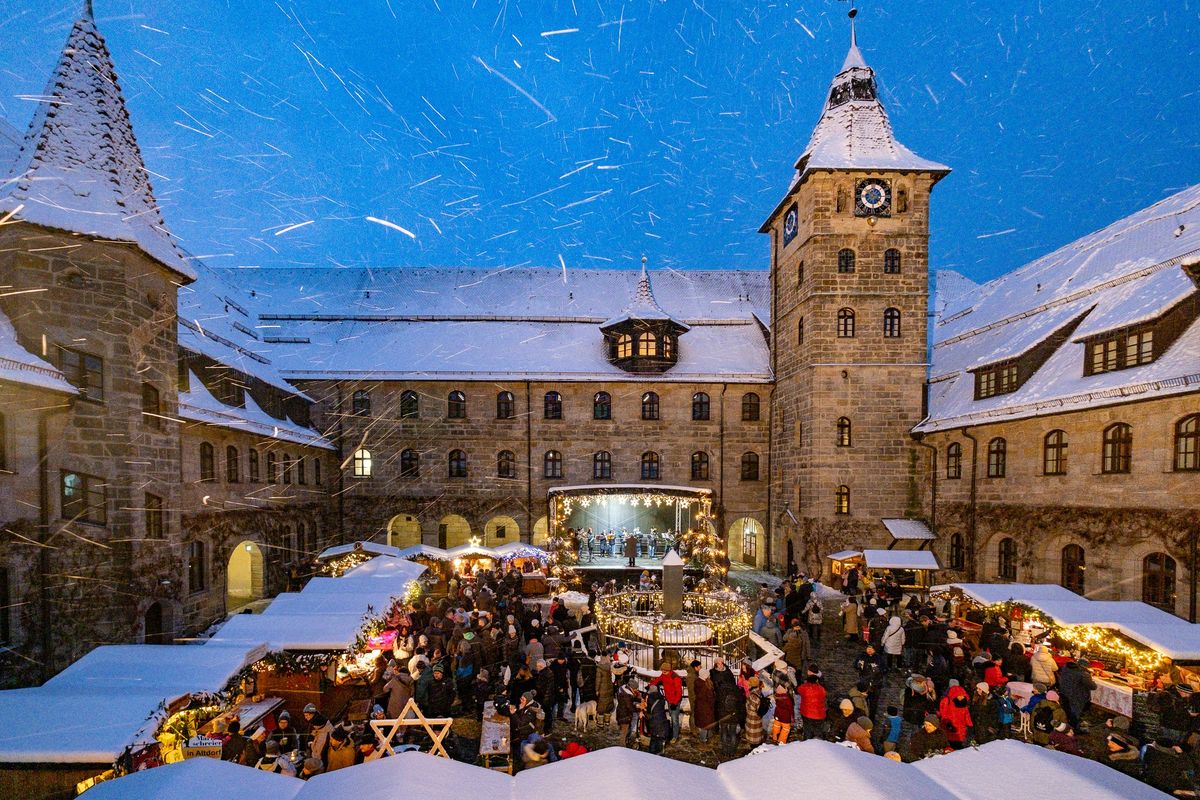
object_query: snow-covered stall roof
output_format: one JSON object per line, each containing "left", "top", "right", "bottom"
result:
{"left": 716, "top": 740, "right": 958, "bottom": 800}
{"left": 444, "top": 543, "right": 501, "bottom": 560}
{"left": 862, "top": 549, "right": 939, "bottom": 570}
{"left": 917, "top": 184, "right": 1200, "bottom": 433}
{"left": 295, "top": 751, "right": 510, "bottom": 799}
{"left": 178, "top": 369, "right": 334, "bottom": 450}
{"left": 317, "top": 541, "right": 403, "bottom": 560}
{"left": 491, "top": 542, "right": 549, "bottom": 560}
{"left": 396, "top": 544, "right": 456, "bottom": 561}
{"left": 0, "top": 307, "right": 77, "bottom": 394}
{"left": 0, "top": 644, "right": 258, "bottom": 764}
{"left": 517, "top": 746, "right": 725, "bottom": 800}
{"left": 0, "top": 9, "right": 195, "bottom": 282}
{"left": 935, "top": 583, "right": 1200, "bottom": 660}
{"left": 882, "top": 519, "right": 936, "bottom": 541}
{"left": 913, "top": 740, "right": 1170, "bottom": 800}
{"left": 84, "top": 755, "right": 303, "bottom": 800}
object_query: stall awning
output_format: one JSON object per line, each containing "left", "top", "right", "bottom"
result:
{"left": 862, "top": 549, "right": 940, "bottom": 570}
{"left": 317, "top": 541, "right": 402, "bottom": 560}
{"left": 444, "top": 543, "right": 501, "bottom": 559}
{"left": 827, "top": 549, "right": 862, "bottom": 562}
{"left": 492, "top": 542, "right": 549, "bottom": 560}
{"left": 882, "top": 519, "right": 936, "bottom": 541}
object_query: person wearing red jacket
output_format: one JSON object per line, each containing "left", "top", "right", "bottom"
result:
{"left": 938, "top": 684, "right": 973, "bottom": 749}
{"left": 983, "top": 657, "right": 1008, "bottom": 690}
{"left": 770, "top": 683, "right": 795, "bottom": 744}
{"left": 796, "top": 675, "right": 828, "bottom": 740}
{"left": 651, "top": 666, "right": 685, "bottom": 742}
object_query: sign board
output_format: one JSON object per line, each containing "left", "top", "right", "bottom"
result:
{"left": 182, "top": 736, "right": 223, "bottom": 760}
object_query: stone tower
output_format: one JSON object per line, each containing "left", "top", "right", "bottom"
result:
{"left": 760, "top": 20, "right": 949, "bottom": 573}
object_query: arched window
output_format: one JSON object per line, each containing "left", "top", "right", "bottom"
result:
{"left": 497, "top": 450, "right": 516, "bottom": 479}
{"left": 399, "top": 390, "right": 419, "bottom": 419}
{"left": 400, "top": 449, "right": 420, "bottom": 478}
{"left": 248, "top": 448, "right": 260, "bottom": 482}
{"left": 282, "top": 453, "right": 293, "bottom": 484}
{"left": 199, "top": 442, "right": 215, "bottom": 482}
{"left": 447, "top": 390, "right": 467, "bottom": 419}
{"left": 797, "top": 262, "right": 805, "bottom": 286}
{"left": 641, "top": 451, "right": 660, "bottom": 480}
{"left": 692, "top": 392, "right": 710, "bottom": 421}
{"left": 544, "top": 391, "right": 563, "bottom": 420}
{"left": 998, "top": 537, "right": 1017, "bottom": 581}
{"left": 837, "top": 308, "right": 856, "bottom": 338}
{"left": 448, "top": 449, "right": 468, "bottom": 478}
{"left": 297, "top": 457, "right": 306, "bottom": 485}
{"left": 1043, "top": 430, "right": 1068, "bottom": 475}
{"left": 883, "top": 248, "right": 902, "bottom": 274}
{"left": 1174, "top": 415, "right": 1199, "bottom": 472}
{"left": 946, "top": 443, "right": 962, "bottom": 479}
{"left": 987, "top": 438, "right": 1007, "bottom": 478}
{"left": 1061, "top": 544, "right": 1086, "bottom": 595}
{"left": 742, "top": 392, "right": 761, "bottom": 422}
{"left": 740, "top": 452, "right": 760, "bottom": 481}
{"left": 352, "top": 448, "right": 372, "bottom": 479}
{"left": 593, "top": 451, "right": 611, "bottom": 480}
{"left": 225, "top": 446, "right": 239, "bottom": 483}
{"left": 797, "top": 316, "right": 805, "bottom": 344}
{"left": 836, "top": 417, "right": 852, "bottom": 447}
{"left": 616, "top": 333, "right": 633, "bottom": 359}
{"left": 544, "top": 450, "right": 563, "bottom": 479}
{"left": 352, "top": 389, "right": 371, "bottom": 416}
{"left": 266, "top": 451, "right": 277, "bottom": 482}
{"left": 638, "top": 332, "right": 658, "bottom": 357}
{"left": 1101, "top": 423, "right": 1132, "bottom": 474}
{"left": 837, "top": 248, "right": 856, "bottom": 273}
{"left": 593, "top": 391, "right": 612, "bottom": 420}
{"left": 691, "top": 451, "right": 709, "bottom": 480}
{"left": 496, "top": 391, "right": 515, "bottom": 420}
{"left": 949, "top": 533, "right": 965, "bottom": 570}
{"left": 642, "top": 391, "right": 660, "bottom": 421}
{"left": 883, "top": 307, "right": 901, "bottom": 338}
{"left": 1143, "top": 552, "right": 1177, "bottom": 611}
{"left": 835, "top": 485, "right": 850, "bottom": 515}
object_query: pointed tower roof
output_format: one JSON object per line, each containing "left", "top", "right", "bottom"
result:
{"left": 0, "top": 6, "right": 196, "bottom": 282}
{"left": 600, "top": 260, "right": 689, "bottom": 331}
{"left": 796, "top": 19, "right": 948, "bottom": 179}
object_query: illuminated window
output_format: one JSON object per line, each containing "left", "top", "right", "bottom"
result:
{"left": 638, "top": 333, "right": 658, "bottom": 357}
{"left": 616, "top": 334, "right": 633, "bottom": 359}
{"left": 352, "top": 448, "right": 372, "bottom": 478}
{"left": 834, "top": 485, "right": 850, "bottom": 515}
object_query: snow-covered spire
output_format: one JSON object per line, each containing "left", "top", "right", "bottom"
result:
{"left": 791, "top": 10, "right": 949, "bottom": 178}
{"left": 600, "top": 257, "right": 689, "bottom": 331}
{"left": 0, "top": 5, "right": 196, "bottom": 282}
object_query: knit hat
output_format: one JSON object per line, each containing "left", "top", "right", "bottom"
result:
{"left": 264, "top": 740, "right": 280, "bottom": 756}
{"left": 303, "top": 703, "right": 318, "bottom": 714}
{"left": 278, "top": 710, "right": 290, "bottom": 722}
{"left": 924, "top": 714, "right": 940, "bottom": 728}
{"left": 536, "top": 659, "right": 547, "bottom": 670}
{"left": 521, "top": 690, "right": 537, "bottom": 703}
{"left": 1046, "top": 690, "right": 1060, "bottom": 702}
{"left": 884, "top": 751, "right": 902, "bottom": 762}
{"left": 839, "top": 699, "right": 854, "bottom": 713}
{"left": 856, "top": 716, "right": 874, "bottom": 731}
{"left": 1107, "top": 716, "right": 1131, "bottom": 732}
{"left": 976, "top": 682, "right": 990, "bottom": 693}
{"left": 303, "top": 757, "right": 323, "bottom": 773}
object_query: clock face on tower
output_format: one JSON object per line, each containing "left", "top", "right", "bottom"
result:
{"left": 782, "top": 203, "right": 799, "bottom": 246}
{"left": 855, "top": 178, "right": 892, "bottom": 217}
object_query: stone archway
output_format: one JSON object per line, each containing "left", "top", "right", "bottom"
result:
{"left": 727, "top": 517, "right": 764, "bottom": 569}
{"left": 484, "top": 515, "right": 520, "bottom": 547}
{"left": 227, "top": 540, "right": 265, "bottom": 612}
{"left": 438, "top": 514, "right": 472, "bottom": 548}
{"left": 532, "top": 516, "right": 549, "bottom": 546}
{"left": 388, "top": 513, "right": 422, "bottom": 548}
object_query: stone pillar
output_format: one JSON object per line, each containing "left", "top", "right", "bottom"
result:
{"left": 663, "top": 549, "right": 684, "bottom": 619}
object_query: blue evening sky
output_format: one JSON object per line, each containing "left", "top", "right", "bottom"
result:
{"left": 1, "top": 1, "right": 1196, "bottom": 286}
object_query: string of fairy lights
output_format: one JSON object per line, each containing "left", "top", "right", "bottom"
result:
{"left": 594, "top": 590, "right": 753, "bottom": 645}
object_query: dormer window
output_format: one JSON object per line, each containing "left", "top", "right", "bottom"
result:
{"left": 638, "top": 332, "right": 659, "bottom": 357}
{"left": 1086, "top": 328, "right": 1152, "bottom": 375}
{"left": 601, "top": 262, "right": 689, "bottom": 374}
{"left": 616, "top": 334, "right": 633, "bottom": 359}
{"left": 975, "top": 362, "right": 1018, "bottom": 399}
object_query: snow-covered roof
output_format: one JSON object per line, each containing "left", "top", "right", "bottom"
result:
{"left": 0, "top": 306, "right": 77, "bottom": 394}
{"left": 178, "top": 369, "right": 334, "bottom": 450}
{"left": 936, "top": 582, "right": 1200, "bottom": 660}
{"left": 0, "top": 644, "right": 259, "bottom": 763}
{"left": 491, "top": 542, "right": 549, "bottom": 560}
{"left": 295, "top": 751, "right": 510, "bottom": 799}
{"left": 317, "top": 541, "right": 403, "bottom": 560}
{"left": 882, "top": 519, "right": 936, "bottom": 541}
{"left": 519, "top": 746, "right": 725, "bottom": 799}
{"left": 443, "top": 544, "right": 501, "bottom": 560}
{"left": 0, "top": 10, "right": 195, "bottom": 282}
{"left": 913, "top": 740, "right": 1170, "bottom": 800}
{"left": 83, "top": 751, "right": 303, "bottom": 800}
{"left": 862, "top": 549, "right": 939, "bottom": 570}
{"left": 396, "top": 544, "right": 455, "bottom": 561}
{"left": 918, "top": 184, "right": 1200, "bottom": 433}
{"left": 600, "top": 263, "right": 689, "bottom": 331}
{"left": 827, "top": 549, "right": 861, "bottom": 562}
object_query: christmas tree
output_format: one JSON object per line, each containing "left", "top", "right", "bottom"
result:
{"left": 681, "top": 497, "right": 725, "bottom": 588}
{"left": 547, "top": 496, "right": 580, "bottom": 587}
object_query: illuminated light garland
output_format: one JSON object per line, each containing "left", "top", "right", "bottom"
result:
{"left": 319, "top": 551, "right": 373, "bottom": 577}
{"left": 595, "top": 590, "right": 753, "bottom": 645}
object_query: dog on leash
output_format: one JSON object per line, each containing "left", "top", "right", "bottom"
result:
{"left": 573, "top": 700, "right": 598, "bottom": 731}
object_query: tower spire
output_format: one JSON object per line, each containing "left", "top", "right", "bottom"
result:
{"left": 841, "top": 7, "right": 867, "bottom": 72}
{"left": 83, "top": 0, "right": 93, "bottom": 20}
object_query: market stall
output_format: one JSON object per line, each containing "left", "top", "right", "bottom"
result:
{"left": 932, "top": 582, "right": 1200, "bottom": 728}
{"left": 493, "top": 542, "right": 551, "bottom": 593}
{"left": 828, "top": 549, "right": 941, "bottom": 594}
{"left": 317, "top": 540, "right": 405, "bottom": 577}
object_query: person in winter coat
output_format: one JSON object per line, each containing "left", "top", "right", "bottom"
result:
{"left": 595, "top": 655, "right": 615, "bottom": 719}
{"left": 525, "top": 636, "right": 545, "bottom": 671}
{"left": 880, "top": 616, "right": 905, "bottom": 671}
{"left": 322, "top": 727, "right": 357, "bottom": 773}
{"left": 938, "top": 684, "right": 973, "bottom": 749}
{"left": 902, "top": 674, "right": 937, "bottom": 726}
{"left": 994, "top": 686, "right": 1017, "bottom": 740}
{"left": 508, "top": 692, "right": 541, "bottom": 772}
{"left": 902, "top": 714, "right": 949, "bottom": 762}
{"left": 643, "top": 684, "right": 672, "bottom": 754}
{"left": 532, "top": 660, "right": 557, "bottom": 733}
{"left": 383, "top": 666, "right": 415, "bottom": 719}
{"left": 220, "top": 720, "right": 249, "bottom": 764}
{"left": 522, "top": 737, "right": 552, "bottom": 770}
{"left": 881, "top": 706, "right": 903, "bottom": 754}
{"left": 770, "top": 683, "right": 794, "bottom": 744}
{"left": 1047, "top": 719, "right": 1082, "bottom": 756}
{"left": 1002, "top": 641, "right": 1030, "bottom": 682}
{"left": 650, "top": 664, "right": 684, "bottom": 741}
{"left": 685, "top": 660, "right": 700, "bottom": 734}
{"left": 1029, "top": 691, "right": 1068, "bottom": 746}
{"left": 692, "top": 669, "right": 717, "bottom": 742}
{"left": 782, "top": 621, "right": 811, "bottom": 674}
{"left": 848, "top": 682, "right": 870, "bottom": 718}
{"left": 797, "top": 676, "right": 827, "bottom": 740}
{"left": 255, "top": 740, "right": 297, "bottom": 776}
{"left": 548, "top": 654, "right": 575, "bottom": 726}
{"left": 270, "top": 711, "right": 299, "bottom": 755}
{"left": 1056, "top": 659, "right": 1097, "bottom": 732}
{"left": 983, "top": 656, "right": 1008, "bottom": 690}
{"left": 830, "top": 698, "right": 856, "bottom": 742}
{"left": 803, "top": 597, "right": 823, "bottom": 645}
{"left": 615, "top": 682, "right": 639, "bottom": 747}
{"left": 743, "top": 677, "right": 765, "bottom": 748}
{"left": 845, "top": 716, "right": 874, "bottom": 753}
{"left": 302, "top": 705, "right": 334, "bottom": 762}
{"left": 970, "top": 682, "right": 999, "bottom": 744}
{"left": 425, "top": 664, "right": 456, "bottom": 718}
{"left": 1029, "top": 644, "right": 1058, "bottom": 686}
{"left": 841, "top": 599, "right": 861, "bottom": 642}
{"left": 759, "top": 614, "right": 784, "bottom": 649}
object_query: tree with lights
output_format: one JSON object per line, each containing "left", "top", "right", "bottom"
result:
{"left": 680, "top": 499, "right": 725, "bottom": 588}
{"left": 546, "top": 498, "right": 580, "bottom": 587}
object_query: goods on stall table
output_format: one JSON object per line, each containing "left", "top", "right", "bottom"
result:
{"left": 1091, "top": 676, "right": 1135, "bottom": 717}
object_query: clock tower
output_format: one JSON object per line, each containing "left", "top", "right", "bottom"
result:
{"left": 761, "top": 17, "right": 950, "bottom": 572}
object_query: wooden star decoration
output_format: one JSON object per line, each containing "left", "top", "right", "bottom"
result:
{"left": 369, "top": 698, "right": 454, "bottom": 758}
